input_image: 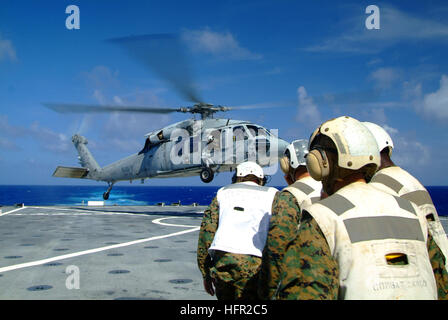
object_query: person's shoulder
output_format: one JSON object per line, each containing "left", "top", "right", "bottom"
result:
{"left": 274, "top": 189, "right": 300, "bottom": 209}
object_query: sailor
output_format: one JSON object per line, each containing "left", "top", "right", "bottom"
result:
{"left": 258, "top": 139, "right": 322, "bottom": 299}
{"left": 364, "top": 121, "right": 448, "bottom": 270}
{"left": 197, "top": 161, "right": 278, "bottom": 300}
{"left": 289, "top": 116, "right": 447, "bottom": 299}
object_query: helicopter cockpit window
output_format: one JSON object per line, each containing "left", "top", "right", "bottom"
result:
{"left": 138, "top": 138, "right": 152, "bottom": 155}
{"left": 246, "top": 125, "right": 269, "bottom": 138}
{"left": 232, "top": 125, "right": 248, "bottom": 141}
{"left": 185, "top": 125, "right": 194, "bottom": 136}
{"left": 246, "top": 125, "right": 257, "bottom": 137}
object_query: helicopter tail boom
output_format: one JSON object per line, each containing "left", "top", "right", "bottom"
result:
{"left": 72, "top": 134, "right": 101, "bottom": 173}
{"left": 52, "top": 135, "right": 104, "bottom": 182}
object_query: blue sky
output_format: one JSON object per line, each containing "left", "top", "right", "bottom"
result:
{"left": 1, "top": 0, "right": 448, "bottom": 187}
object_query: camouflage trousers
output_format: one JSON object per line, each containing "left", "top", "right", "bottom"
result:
{"left": 210, "top": 250, "right": 262, "bottom": 300}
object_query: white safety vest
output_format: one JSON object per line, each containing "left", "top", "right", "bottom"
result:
{"left": 209, "top": 181, "right": 278, "bottom": 257}
{"left": 283, "top": 176, "right": 322, "bottom": 209}
{"left": 371, "top": 166, "right": 448, "bottom": 268}
{"left": 305, "top": 182, "right": 437, "bottom": 300}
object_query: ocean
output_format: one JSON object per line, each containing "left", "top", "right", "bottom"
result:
{"left": 0, "top": 185, "right": 447, "bottom": 216}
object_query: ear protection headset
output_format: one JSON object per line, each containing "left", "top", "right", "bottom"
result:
{"left": 306, "top": 147, "right": 330, "bottom": 181}
{"left": 280, "top": 140, "right": 309, "bottom": 175}
{"left": 280, "top": 150, "right": 291, "bottom": 175}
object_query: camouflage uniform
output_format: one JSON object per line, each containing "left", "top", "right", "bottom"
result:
{"left": 258, "top": 190, "right": 338, "bottom": 300}
{"left": 278, "top": 211, "right": 339, "bottom": 300}
{"left": 197, "top": 196, "right": 262, "bottom": 300}
{"left": 258, "top": 190, "right": 301, "bottom": 299}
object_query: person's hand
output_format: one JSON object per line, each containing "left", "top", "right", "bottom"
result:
{"left": 203, "top": 276, "right": 215, "bottom": 296}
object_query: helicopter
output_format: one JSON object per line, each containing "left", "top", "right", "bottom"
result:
{"left": 46, "top": 34, "right": 290, "bottom": 200}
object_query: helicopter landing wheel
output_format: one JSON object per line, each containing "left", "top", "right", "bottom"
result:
{"left": 200, "top": 167, "right": 214, "bottom": 183}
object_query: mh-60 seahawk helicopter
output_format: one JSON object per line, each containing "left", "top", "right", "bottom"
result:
{"left": 46, "top": 34, "right": 289, "bottom": 200}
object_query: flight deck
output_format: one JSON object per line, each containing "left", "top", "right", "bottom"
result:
{"left": 1, "top": 205, "right": 447, "bottom": 300}
{"left": 0, "top": 205, "right": 213, "bottom": 300}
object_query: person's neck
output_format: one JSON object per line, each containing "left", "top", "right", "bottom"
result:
{"left": 378, "top": 153, "right": 395, "bottom": 171}
{"left": 333, "top": 172, "right": 366, "bottom": 193}
{"left": 294, "top": 167, "right": 310, "bottom": 181}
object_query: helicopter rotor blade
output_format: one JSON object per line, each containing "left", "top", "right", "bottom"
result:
{"left": 44, "top": 103, "right": 182, "bottom": 114}
{"left": 225, "top": 102, "right": 287, "bottom": 111}
{"left": 106, "top": 34, "right": 203, "bottom": 104}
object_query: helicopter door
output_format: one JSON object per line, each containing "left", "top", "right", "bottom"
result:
{"left": 230, "top": 125, "right": 249, "bottom": 164}
{"left": 189, "top": 134, "right": 201, "bottom": 166}
{"left": 203, "top": 129, "right": 222, "bottom": 166}
{"left": 245, "top": 125, "right": 259, "bottom": 162}
{"left": 221, "top": 128, "right": 232, "bottom": 164}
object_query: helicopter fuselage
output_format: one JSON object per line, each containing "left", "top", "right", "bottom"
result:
{"left": 53, "top": 117, "right": 289, "bottom": 199}
{"left": 55, "top": 117, "right": 287, "bottom": 179}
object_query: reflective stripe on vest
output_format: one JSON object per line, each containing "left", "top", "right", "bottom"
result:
{"left": 402, "top": 190, "right": 435, "bottom": 207}
{"left": 371, "top": 173, "right": 404, "bottom": 194}
{"left": 318, "top": 194, "right": 355, "bottom": 216}
{"left": 290, "top": 181, "right": 315, "bottom": 195}
{"left": 344, "top": 216, "right": 425, "bottom": 243}
{"left": 284, "top": 178, "right": 322, "bottom": 208}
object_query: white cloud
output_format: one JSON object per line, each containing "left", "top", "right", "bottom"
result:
{"left": 402, "top": 81, "right": 422, "bottom": 101}
{"left": 380, "top": 125, "right": 430, "bottom": 167}
{"left": 82, "top": 65, "right": 120, "bottom": 91}
{"left": 113, "top": 96, "right": 124, "bottom": 105}
{"left": 93, "top": 89, "right": 107, "bottom": 105}
{"left": 0, "top": 115, "right": 25, "bottom": 151}
{"left": 382, "top": 124, "right": 398, "bottom": 135}
{"left": 77, "top": 66, "right": 171, "bottom": 153}
{"left": 0, "top": 35, "right": 17, "bottom": 62}
{"left": 422, "top": 75, "right": 448, "bottom": 121}
{"left": 296, "top": 86, "right": 322, "bottom": 129}
{"left": 0, "top": 114, "right": 26, "bottom": 137}
{"left": 370, "top": 67, "right": 401, "bottom": 89}
{"left": 182, "top": 27, "right": 262, "bottom": 60}
{"left": 0, "top": 136, "right": 20, "bottom": 151}
{"left": 393, "top": 136, "right": 430, "bottom": 168}
{"left": 360, "top": 107, "right": 388, "bottom": 125}
{"left": 0, "top": 114, "right": 71, "bottom": 154}
{"left": 305, "top": 6, "right": 448, "bottom": 54}
{"left": 29, "top": 122, "right": 71, "bottom": 153}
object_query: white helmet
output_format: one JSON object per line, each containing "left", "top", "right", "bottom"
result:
{"left": 236, "top": 161, "right": 264, "bottom": 179}
{"left": 280, "top": 139, "right": 308, "bottom": 174}
{"left": 307, "top": 116, "right": 380, "bottom": 181}
{"left": 362, "top": 121, "right": 394, "bottom": 157}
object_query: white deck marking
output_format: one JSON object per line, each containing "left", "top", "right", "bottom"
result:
{"left": 0, "top": 206, "right": 26, "bottom": 216}
{"left": 20, "top": 206, "right": 204, "bottom": 216}
{"left": 152, "top": 216, "right": 199, "bottom": 228}
{"left": 0, "top": 217, "right": 199, "bottom": 274}
{"left": 26, "top": 206, "right": 146, "bottom": 216}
